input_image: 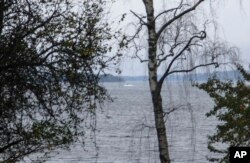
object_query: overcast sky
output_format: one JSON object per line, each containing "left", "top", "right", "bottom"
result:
{"left": 110, "top": 0, "right": 250, "bottom": 76}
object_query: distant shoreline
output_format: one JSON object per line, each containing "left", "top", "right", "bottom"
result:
{"left": 118, "top": 70, "right": 243, "bottom": 82}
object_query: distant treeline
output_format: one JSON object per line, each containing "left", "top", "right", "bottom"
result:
{"left": 100, "top": 70, "right": 244, "bottom": 82}
{"left": 100, "top": 74, "right": 124, "bottom": 82}
{"left": 121, "top": 70, "right": 244, "bottom": 82}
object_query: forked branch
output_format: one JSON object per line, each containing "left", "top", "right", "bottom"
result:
{"left": 130, "top": 10, "right": 148, "bottom": 26}
{"left": 158, "top": 31, "right": 206, "bottom": 88}
{"left": 156, "top": 0, "right": 205, "bottom": 40}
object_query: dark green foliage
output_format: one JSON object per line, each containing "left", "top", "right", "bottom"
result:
{"left": 197, "top": 65, "right": 250, "bottom": 163}
{"left": 0, "top": 0, "right": 117, "bottom": 162}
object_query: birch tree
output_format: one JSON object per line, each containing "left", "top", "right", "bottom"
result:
{"left": 127, "top": 0, "right": 238, "bottom": 162}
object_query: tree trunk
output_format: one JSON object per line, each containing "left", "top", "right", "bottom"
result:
{"left": 152, "top": 92, "right": 170, "bottom": 163}
{"left": 143, "top": 0, "right": 171, "bottom": 162}
{"left": 0, "top": 0, "right": 4, "bottom": 34}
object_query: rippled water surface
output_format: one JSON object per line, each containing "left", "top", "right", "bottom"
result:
{"left": 45, "top": 82, "right": 218, "bottom": 163}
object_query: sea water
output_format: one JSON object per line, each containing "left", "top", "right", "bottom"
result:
{"left": 42, "top": 81, "right": 218, "bottom": 163}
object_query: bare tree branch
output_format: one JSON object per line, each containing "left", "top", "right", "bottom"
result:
{"left": 126, "top": 22, "right": 144, "bottom": 43}
{"left": 158, "top": 31, "right": 206, "bottom": 88}
{"left": 168, "top": 62, "right": 218, "bottom": 75}
{"left": 130, "top": 10, "right": 148, "bottom": 26}
{"left": 156, "top": 0, "right": 205, "bottom": 40}
{"left": 154, "top": 0, "right": 188, "bottom": 21}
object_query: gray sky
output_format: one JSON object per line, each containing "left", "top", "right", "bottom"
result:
{"left": 217, "top": 0, "right": 250, "bottom": 63}
{"left": 111, "top": 0, "right": 250, "bottom": 76}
